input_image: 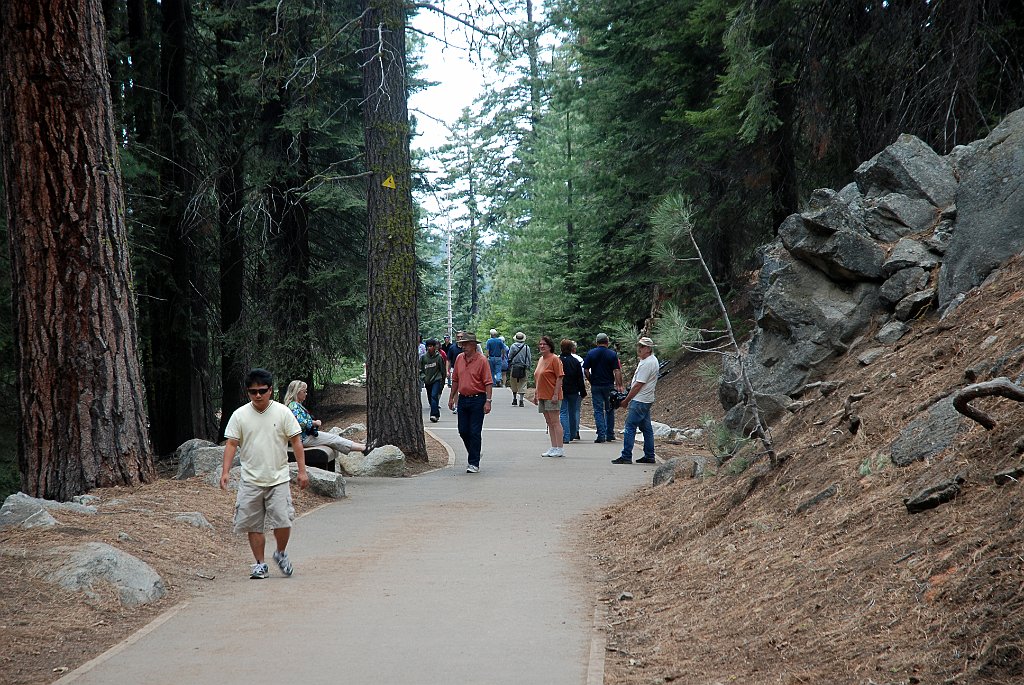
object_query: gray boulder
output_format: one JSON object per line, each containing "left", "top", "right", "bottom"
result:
{"left": 879, "top": 267, "right": 929, "bottom": 308}
{"left": 174, "top": 512, "right": 214, "bottom": 530}
{"left": 875, "top": 321, "right": 910, "bottom": 344}
{"left": 205, "top": 465, "right": 240, "bottom": 491}
{"left": 882, "top": 239, "right": 940, "bottom": 278}
{"left": 650, "top": 421, "right": 673, "bottom": 438}
{"left": 938, "top": 107, "right": 1024, "bottom": 309}
{"left": 894, "top": 288, "right": 935, "bottom": 321}
{"left": 0, "top": 493, "right": 59, "bottom": 530}
{"left": 859, "top": 193, "right": 939, "bottom": 242}
{"left": 802, "top": 189, "right": 862, "bottom": 235}
{"left": 177, "top": 443, "right": 234, "bottom": 480}
{"left": 43, "top": 542, "right": 166, "bottom": 606}
{"left": 890, "top": 397, "right": 967, "bottom": 466}
{"left": 779, "top": 213, "right": 885, "bottom": 282}
{"left": 334, "top": 423, "right": 366, "bottom": 438}
{"left": 338, "top": 444, "right": 406, "bottom": 477}
{"left": 652, "top": 457, "right": 709, "bottom": 486}
{"left": 290, "top": 464, "right": 346, "bottom": 499}
{"left": 721, "top": 244, "right": 879, "bottom": 409}
{"left": 855, "top": 133, "right": 957, "bottom": 207}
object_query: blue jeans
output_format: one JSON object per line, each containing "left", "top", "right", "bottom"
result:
{"left": 620, "top": 400, "right": 655, "bottom": 461}
{"left": 560, "top": 393, "right": 582, "bottom": 442}
{"left": 425, "top": 379, "right": 443, "bottom": 418}
{"left": 456, "top": 394, "right": 486, "bottom": 467}
{"left": 591, "top": 385, "right": 615, "bottom": 440}
{"left": 488, "top": 357, "right": 503, "bottom": 386}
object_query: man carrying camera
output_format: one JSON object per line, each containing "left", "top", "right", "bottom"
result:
{"left": 612, "top": 337, "right": 659, "bottom": 465}
{"left": 583, "top": 332, "right": 624, "bottom": 443}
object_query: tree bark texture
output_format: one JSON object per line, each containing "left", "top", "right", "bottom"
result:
{"left": 361, "top": 0, "right": 426, "bottom": 460}
{"left": 0, "top": 0, "right": 155, "bottom": 499}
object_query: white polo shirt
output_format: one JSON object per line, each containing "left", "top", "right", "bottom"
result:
{"left": 224, "top": 400, "right": 302, "bottom": 487}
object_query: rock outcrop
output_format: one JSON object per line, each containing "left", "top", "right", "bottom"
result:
{"left": 721, "top": 107, "right": 1024, "bottom": 432}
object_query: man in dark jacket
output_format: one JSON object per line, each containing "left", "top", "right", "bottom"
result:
{"left": 559, "top": 339, "right": 587, "bottom": 443}
{"left": 582, "top": 332, "right": 624, "bottom": 442}
{"left": 419, "top": 339, "right": 447, "bottom": 422}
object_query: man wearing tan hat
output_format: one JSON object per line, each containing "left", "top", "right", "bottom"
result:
{"left": 448, "top": 331, "right": 493, "bottom": 473}
{"left": 612, "top": 336, "right": 659, "bottom": 465}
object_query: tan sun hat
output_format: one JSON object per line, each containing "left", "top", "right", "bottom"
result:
{"left": 456, "top": 330, "right": 479, "bottom": 344}
{"left": 514, "top": 331, "right": 526, "bottom": 342}
{"left": 637, "top": 336, "right": 656, "bottom": 347}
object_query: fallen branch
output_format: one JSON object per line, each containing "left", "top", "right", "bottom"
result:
{"left": 951, "top": 377, "right": 1024, "bottom": 430}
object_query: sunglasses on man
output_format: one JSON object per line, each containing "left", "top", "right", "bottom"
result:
{"left": 247, "top": 387, "right": 272, "bottom": 396}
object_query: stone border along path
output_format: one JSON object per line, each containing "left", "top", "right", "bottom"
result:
{"left": 58, "top": 389, "right": 654, "bottom": 685}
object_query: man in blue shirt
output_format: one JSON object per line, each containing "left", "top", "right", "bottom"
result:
{"left": 485, "top": 328, "right": 507, "bottom": 387}
{"left": 582, "top": 333, "right": 624, "bottom": 443}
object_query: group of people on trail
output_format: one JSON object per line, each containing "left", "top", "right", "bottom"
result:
{"left": 443, "top": 329, "right": 660, "bottom": 472}
{"left": 218, "top": 330, "right": 659, "bottom": 580}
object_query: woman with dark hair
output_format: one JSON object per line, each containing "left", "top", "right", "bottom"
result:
{"left": 534, "top": 335, "right": 565, "bottom": 457}
{"left": 558, "top": 339, "right": 586, "bottom": 444}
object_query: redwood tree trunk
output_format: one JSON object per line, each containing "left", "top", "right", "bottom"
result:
{"left": 361, "top": 0, "right": 426, "bottom": 460}
{"left": 0, "top": 0, "right": 155, "bottom": 500}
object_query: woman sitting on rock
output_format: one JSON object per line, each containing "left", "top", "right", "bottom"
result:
{"left": 282, "top": 380, "right": 366, "bottom": 461}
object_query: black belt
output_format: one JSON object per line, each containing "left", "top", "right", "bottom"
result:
{"left": 459, "top": 393, "right": 486, "bottom": 398}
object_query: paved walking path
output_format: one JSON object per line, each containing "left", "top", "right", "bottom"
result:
{"left": 62, "top": 388, "right": 654, "bottom": 685}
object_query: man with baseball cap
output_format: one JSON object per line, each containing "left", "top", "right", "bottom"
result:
{"left": 612, "top": 336, "right": 659, "bottom": 465}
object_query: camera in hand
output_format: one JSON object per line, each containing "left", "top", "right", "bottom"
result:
{"left": 608, "top": 390, "right": 629, "bottom": 409}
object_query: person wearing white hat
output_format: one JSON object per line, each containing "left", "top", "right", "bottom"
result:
{"left": 485, "top": 329, "right": 506, "bottom": 387}
{"left": 612, "top": 337, "right": 659, "bottom": 465}
{"left": 507, "top": 331, "right": 532, "bottom": 406}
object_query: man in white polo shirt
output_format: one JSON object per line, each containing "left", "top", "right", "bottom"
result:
{"left": 612, "top": 337, "right": 660, "bottom": 465}
{"left": 220, "top": 368, "right": 309, "bottom": 579}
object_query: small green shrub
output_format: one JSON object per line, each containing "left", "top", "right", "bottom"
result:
{"left": 858, "top": 452, "right": 891, "bottom": 477}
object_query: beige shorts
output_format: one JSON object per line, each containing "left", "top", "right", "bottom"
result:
{"left": 537, "top": 399, "right": 561, "bottom": 413}
{"left": 233, "top": 481, "right": 294, "bottom": 534}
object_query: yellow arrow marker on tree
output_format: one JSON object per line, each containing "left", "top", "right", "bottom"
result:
{"left": 382, "top": 174, "right": 397, "bottom": 189}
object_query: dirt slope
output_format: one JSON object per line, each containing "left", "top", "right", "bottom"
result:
{"left": 591, "top": 256, "right": 1024, "bottom": 684}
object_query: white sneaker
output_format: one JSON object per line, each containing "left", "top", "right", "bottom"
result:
{"left": 551, "top": 448, "right": 565, "bottom": 457}
{"left": 466, "top": 464, "right": 479, "bottom": 473}
{"left": 541, "top": 449, "right": 555, "bottom": 457}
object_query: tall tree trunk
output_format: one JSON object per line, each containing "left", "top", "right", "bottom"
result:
{"left": 0, "top": 0, "right": 155, "bottom": 500}
{"left": 361, "top": 0, "right": 426, "bottom": 460}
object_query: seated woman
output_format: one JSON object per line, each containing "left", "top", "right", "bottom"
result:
{"left": 282, "top": 380, "right": 366, "bottom": 462}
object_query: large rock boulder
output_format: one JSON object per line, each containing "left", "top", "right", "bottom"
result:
{"left": 338, "top": 445, "right": 406, "bottom": 477}
{"left": 0, "top": 493, "right": 59, "bottom": 530}
{"left": 855, "top": 133, "right": 957, "bottom": 207}
{"left": 289, "top": 465, "right": 346, "bottom": 499}
{"left": 721, "top": 243, "right": 880, "bottom": 408}
{"left": 938, "top": 107, "right": 1024, "bottom": 310}
{"left": 176, "top": 442, "right": 235, "bottom": 480}
{"left": 42, "top": 542, "right": 166, "bottom": 606}
{"left": 889, "top": 398, "right": 967, "bottom": 466}
{"left": 779, "top": 213, "right": 885, "bottom": 282}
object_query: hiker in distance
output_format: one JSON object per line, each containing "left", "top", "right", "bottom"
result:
{"left": 535, "top": 335, "right": 566, "bottom": 458}
{"left": 583, "top": 332, "right": 624, "bottom": 443}
{"left": 220, "top": 368, "right": 309, "bottom": 579}
{"left": 420, "top": 338, "right": 447, "bottom": 423}
{"left": 507, "top": 331, "right": 532, "bottom": 406}
{"left": 612, "top": 337, "right": 660, "bottom": 465}
{"left": 282, "top": 380, "right": 367, "bottom": 457}
{"left": 448, "top": 331, "right": 493, "bottom": 473}
{"left": 485, "top": 329, "right": 507, "bottom": 387}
